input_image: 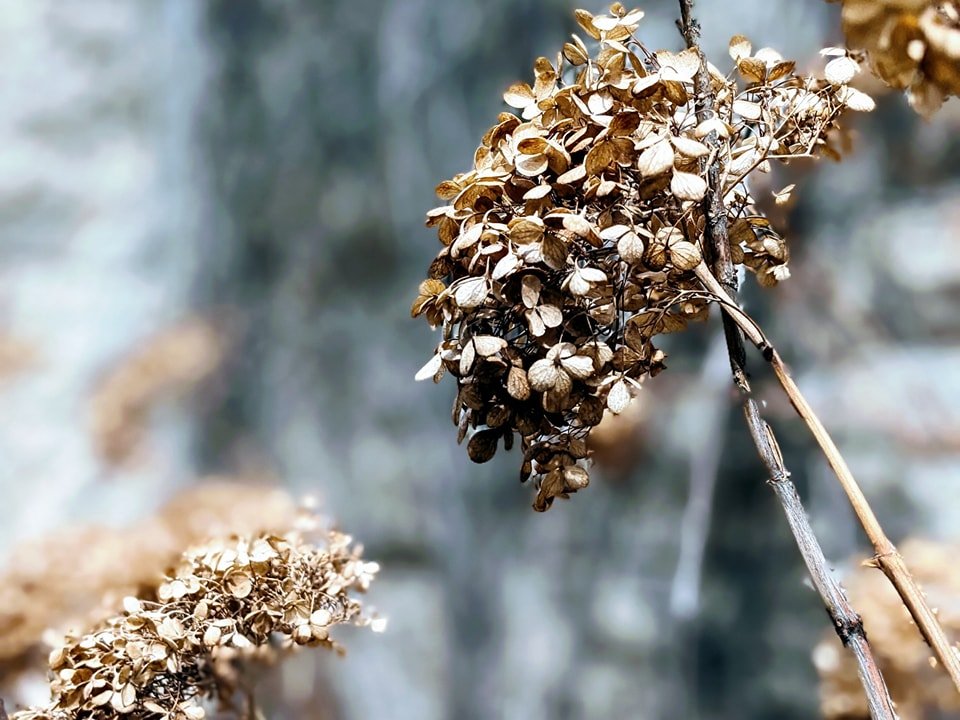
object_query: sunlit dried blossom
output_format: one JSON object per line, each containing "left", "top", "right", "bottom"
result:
{"left": 814, "top": 539, "right": 960, "bottom": 719}
{"left": 0, "top": 483, "right": 296, "bottom": 674}
{"left": 9, "top": 525, "right": 379, "bottom": 720}
{"left": 831, "top": 0, "right": 960, "bottom": 115}
{"left": 91, "top": 318, "right": 226, "bottom": 466}
{"left": 412, "top": 4, "right": 872, "bottom": 510}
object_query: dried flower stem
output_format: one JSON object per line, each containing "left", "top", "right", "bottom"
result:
{"left": 694, "top": 261, "right": 960, "bottom": 695}
{"left": 770, "top": 349, "right": 960, "bottom": 693}
{"left": 677, "top": 1, "right": 901, "bottom": 712}
{"left": 743, "top": 399, "right": 897, "bottom": 719}
{"left": 676, "top": 1, "right": 735, "bottom": 288}
{"left": 676, "top": 0, "right": 748, "bottom": 391}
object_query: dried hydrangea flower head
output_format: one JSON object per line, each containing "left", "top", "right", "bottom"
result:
{"left": 0, "top": 483, "right": 296, "bottom": 676}
{"left": 9, "top": 521, "right": 379, "bottom": 720}
{"left": 831, "top": 0, "right": 960, "bottom": 115}
{"left": 815, "top": 539, "right": 960, "bottom": 720}
{"left": 413, "top": 3, "right": 873, "bottom": 511}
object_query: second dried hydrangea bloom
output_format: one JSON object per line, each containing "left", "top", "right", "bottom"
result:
{"left": 0, "top": 483, "right": 297, "bottom": 674}
{"left": 832, "top": 0, "right": 960, "bottom": 115}
{"left": 12, "top": 525, "right": 379, "bottom": 720}
{"left": 413, "top": 3, "right": 873, "bottom": 511}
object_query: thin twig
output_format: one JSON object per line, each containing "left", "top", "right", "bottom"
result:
{"left": 676, "top": 1, "right": 901, "bottom": 714}
{"left": 743, "top": 399, "right": 897, "bottom": 719}
{"left": 694, "top": 261, "right": 960, "bottom": 695}
{"left": 676, "top": 0, "right": 747, "bottom": 391}
{"left": 770, "top": 349, "right": 960, "bottom": 691}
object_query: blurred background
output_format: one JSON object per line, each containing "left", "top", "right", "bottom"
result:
{"left": 0, "top": 1, "right": 958, "bottom": 718}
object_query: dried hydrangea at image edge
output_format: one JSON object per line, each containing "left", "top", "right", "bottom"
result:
{"left": 815, "top": 539, "right": 960, "bottom": 720}
{"left": 412, "top": 4, "right": 873, "bottom": 511}
{"left": 831, "top": 0, "right": 960, "bottom": 115}
{"left": 0, "top": 483, "right": 298, "bottom": 674}
{"left": 9, "top": 526, "right": 380, "bottom": 720}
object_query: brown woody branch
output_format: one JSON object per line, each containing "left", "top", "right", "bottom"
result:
{"left": 676, "top": 0, "right": 747, "bottom": 389}
{"left": 742, "top": 399, "right": 897, "bottom": 718}
{"left": 677, "top": 1, "right": 901, "bottom": 715}
{"left": 695, "top": 261, "right": 960, "bottom": 695}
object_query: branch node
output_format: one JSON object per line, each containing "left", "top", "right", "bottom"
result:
{"left": 833, "top": 612, "right": 867, "bottom": 647}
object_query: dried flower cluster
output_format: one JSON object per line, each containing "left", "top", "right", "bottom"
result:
{"left": 412, "top": 4, "right": 873, "bottom": 510}
{"left": 832, "top": 0, "right": 960, "bottom": 115}
{"left": 0, "top": 483, "right": 296, "bottom": 675}
{"left": 10, "top": 525, "right": 379, "bottom": 720}
{"left": 815, "top": 539, "right": 960, "bottom": 719}
{"left": 91, "top": 318, "right": 226, "bottom": 466}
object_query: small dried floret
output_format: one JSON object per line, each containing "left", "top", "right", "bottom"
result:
{"left": 10, "top": 525, "right": 378, "bottom": 720}
{"left": 413, "top": 4, "right": 872, "bottom": 510}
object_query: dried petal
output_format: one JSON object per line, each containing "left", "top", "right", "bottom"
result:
{"left": 617, "top": 230, "right": 645, "bottom": 264}
{"left": 637, "top": 139, "right": 675, "bottom": 176}
{"left": 454, "top": 277, "right": 489, "bottom": 309}
{"left": 415, "top": 353, "right": 443, "bottom": 382}
{"left": 504, "top": 82, "right": 535, "bottom": 108}
{"left": 507, "top": 366, "right": 531, "bottom": 400}
{"left": 468, "top": 430, "right": 500, "bottom": 463}
{"left": 561, "top": 354, "right": 594, "bottom": 380}
{"left": 670, "top": 171, "right": 707, "bottom": 201}
{"left": 473, "top": 336, "right": 507, "bottom": 357}
{"left": 729, "top": 34, "right": 752, "bottom": 61}
{"left": 528, "top": 359, "right": 560, "bottom": 391}
{"left": 669, "top": 240, "right": 702, "bottom": 271}
{"left": 825, "top": 56, "right": 859, "bottom": 85}
{"left": 607, "top": 380, "right": 631, "bottom": 414}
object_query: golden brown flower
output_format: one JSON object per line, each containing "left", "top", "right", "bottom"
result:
{"left": 832, "top": 0, "right": 960, "bottom": 115}
{"left": 9, "top": 524, "right": 379, "bottom": 720}
{"left": 413, "top": 4, "right": 872, "bottom": 510}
